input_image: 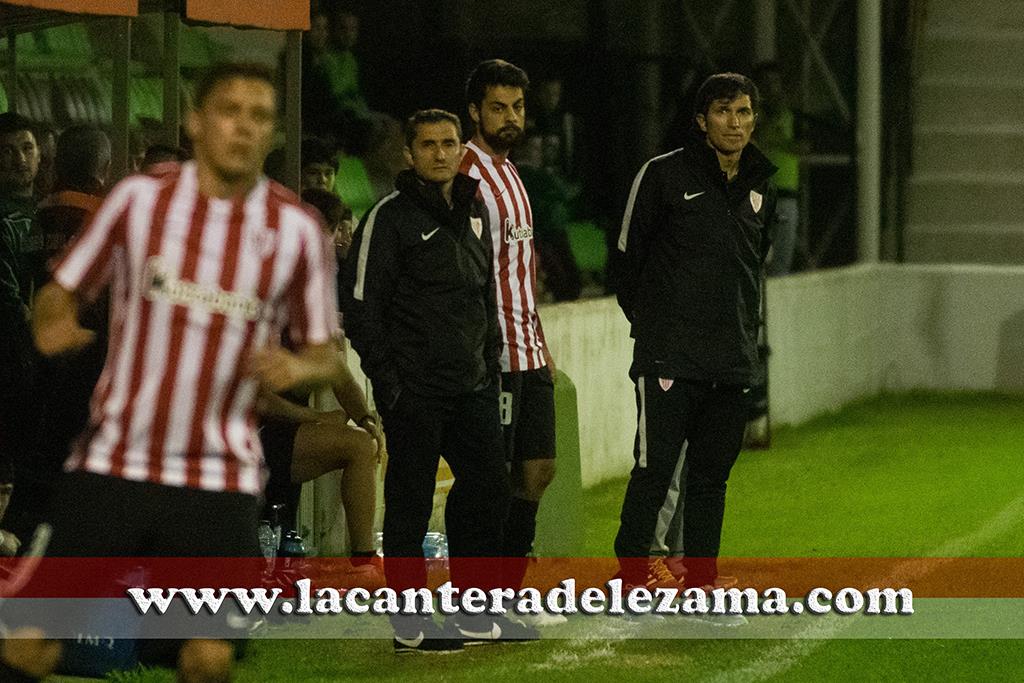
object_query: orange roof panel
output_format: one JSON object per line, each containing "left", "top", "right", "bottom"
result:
{"left": 1, "top": 0, "right": 137, "bottom": 16}
{"left": 186, "top": 0, "right": 309, "bottom": 31}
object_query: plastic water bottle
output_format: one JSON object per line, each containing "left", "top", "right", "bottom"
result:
{"left": 422, "top": 532, "right": 449, "bottom": 572}
{"left": 258, "top": 522, "right": 277, "bottom": 561}
{"left": 278, "top": 530, "right": 307, "bottom": 570}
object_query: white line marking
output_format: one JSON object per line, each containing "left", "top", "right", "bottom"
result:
{"left": 708, "top": 492, "right": 1024, "bottom": 683}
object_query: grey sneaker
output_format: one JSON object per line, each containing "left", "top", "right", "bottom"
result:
{"left": 451, "top": 614, "right": 540, "bottom": 645}
{"left": 393, "top": 619, "right": 465, "bottom": 654}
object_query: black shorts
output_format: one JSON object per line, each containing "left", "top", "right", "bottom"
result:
{"left": 4, "top": 472, "right": 261, "bottom": 648}
{"left": 259, "top": 419, "right": 300, "bottom": 505}
{"left": 45, "top": 471, "right": 260, "bottom": 558}
{"left": 500, "top": 368, "right": 556, "bottom": 462}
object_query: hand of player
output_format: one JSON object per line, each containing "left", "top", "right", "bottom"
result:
{"left": 358, "top": 414, "right": 387, "bottom": 464}
{"left": 0, "top": 529, "right": 21, "bottom": 556}
{"left": 35, "top": 319, "right": 96, "bottom": 357}
{"left": 542, "top": 346, "right": 558, "bottom": 383}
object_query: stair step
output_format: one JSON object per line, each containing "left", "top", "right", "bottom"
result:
{"left": 915, "top": 80, "right": 1024, "bottom": 128}
{"left": 926, "top": 0, "right": 1024, "bottom": 32}
{"left": 905, "top": 180, "right": 1024, "bottom": 225}
{"left": 913, "top": 130, "right": 1024, "bottom": 175}
{"left": 918, "top": 35, "right": 1024, "bottom": 79}
{"left": 904, "top": 224, "right": 1024, "bottom": 264}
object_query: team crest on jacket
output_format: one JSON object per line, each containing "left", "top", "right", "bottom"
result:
{"left": 659, "top": 378, "right": 674, "bottom": 392}
{"left": 750, "top": 190, "right": 763, "bottom": 213}
{"left": 470, "top": 216, "right": 483, "bottom": 240}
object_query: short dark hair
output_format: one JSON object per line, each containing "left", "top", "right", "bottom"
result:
{"left": 465, "top": 59, "right": 529, "bottom": 108}
{"left": 142, "top": 143, "right": 188, "bottom": 168}
{"left": 0, "top": 111, "right": 37, "bottom": 140}
{"left": 301, "top": 137, "right": 337, "bottom": 169}
{"left": 694, "top": 72, "right": 761, "bottom": 119}
{"left": 302, "top": 187, "right": 351, "bottom": 233}
{"left": 404, "top": 109, "right": 462, "bottom": 147}
{"left": 55, "top": 125, "right": 110, "bottom": 191}
{"left": 194, "top": 62, "right": 277, "bottom": 109}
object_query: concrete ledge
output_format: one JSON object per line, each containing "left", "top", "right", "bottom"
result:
{"left": 309, "top": 263, "right": 1024, "bottom": 552}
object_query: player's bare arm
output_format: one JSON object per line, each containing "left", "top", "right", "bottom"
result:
{"left": 249, "top": 341, "right": 335, "bottom": 394}
{"left": 31, "top": 281, "right": 96, "bottom": 357}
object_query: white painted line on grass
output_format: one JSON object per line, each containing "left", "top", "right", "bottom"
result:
{"left": 709, "top": 492, "right": 1024, "bottom": 683}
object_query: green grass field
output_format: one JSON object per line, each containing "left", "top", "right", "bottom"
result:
{"left": 65, "top": 392, "right": 1024, "bottom": 681}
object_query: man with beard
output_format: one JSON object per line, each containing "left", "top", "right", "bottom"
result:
{"left": 0, "top": 112, "right": 44, "bottom": 552}
{"left": 459, "top": 62, "right": 562, "bottom": 624}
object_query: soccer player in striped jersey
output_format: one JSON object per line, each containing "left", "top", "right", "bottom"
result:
{"left": 5, "top": 63, "right": 338, "bottom": 682}
{"left": 460, "top": 60, "right": 562, "bottom": 624}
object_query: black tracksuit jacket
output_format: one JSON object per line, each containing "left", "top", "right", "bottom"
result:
{"left": 341, "top": 170, "right": 500, "bottom": 407}
{"left": 616, "top": 135, "right": 777, "bottom": 385}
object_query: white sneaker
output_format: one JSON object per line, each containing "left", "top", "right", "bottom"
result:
{"left": 512, "top": 611, "right": 569, "bottom": 627}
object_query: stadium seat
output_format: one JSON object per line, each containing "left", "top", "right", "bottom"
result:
{"left": 335, "top": 155, "right": 378, "bottom": 220}
{"left": 36, "top": 23, "right": 94, "bottom": 60}
{"left": 130, "top": 77, "right": 163, "bottom": 125}
{"left": 566, "top": 220, "right": 608, "bottom": 276}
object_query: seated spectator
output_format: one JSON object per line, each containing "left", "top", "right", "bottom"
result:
{"left": 300, "top": 6, "right": 370, "bottom": 143}
{"left": 33, "top": 124, "right": 57, "bottom": 199}
{"left": 37, "top": 125, "right": 110, "bottom": 266}
{"left": 264, "top": 146, "right": 287, "bottom": 185}
{"left": 530, "top": 78, "right": 577, "bottom": 178}
{"left": 303, "top": 187, "right": 354, "bottom": 264}
{"left": 141, "top": 142, "right": 189, "bottom": 178}
{"left": 0, "top": 112, "right": 43, "bottom": 548}
{"left": 258, "top": 188, "right": 382, "bottom": 587}
{"left": 5, "top": 124, "right": 111, "bottom": 547}
{"left": 514, "top": 130, "right": 582, "bottom": 301}
{"left": 301, "top": 137, "right": 339, "bottom": 193}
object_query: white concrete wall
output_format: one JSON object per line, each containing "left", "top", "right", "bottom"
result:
{"left": 537, "top": 298, "right": 635, "bottom": 488}
{"left": 304, "top": 263, "right": 1024, "bottom": 551}
{"left": 884, "top": 264, "right": 1024, "bottom": 393}
{"left": 545, "top": 263, "right": 1024, "bottom": 486}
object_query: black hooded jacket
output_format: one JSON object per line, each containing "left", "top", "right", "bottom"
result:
{"left": 341, "top": 170, "right": 500, "bottom": 407}
{"left": 616, "top": 134, "right": 777, "bottom": 384}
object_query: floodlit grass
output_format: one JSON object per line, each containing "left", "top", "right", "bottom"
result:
{"left": 52, "top": 392, "right": 1024, "bottom": 682}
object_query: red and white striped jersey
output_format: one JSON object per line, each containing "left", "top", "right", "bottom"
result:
{"left": 52, "top": 162, "right": 338, "bottom": 496}
{"left": 460, "top": 140, "right": 546, "bottom": 373}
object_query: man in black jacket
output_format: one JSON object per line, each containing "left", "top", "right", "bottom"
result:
{"left": 342, "top": 109, "right": 534, "bottom": 651}
{"left": 614, "top": 73, "right": 777, "bottom": 594}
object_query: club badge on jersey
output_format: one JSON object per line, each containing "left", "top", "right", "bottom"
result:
{"left": 750, "top": 190, "right": 763, "bottom": 213}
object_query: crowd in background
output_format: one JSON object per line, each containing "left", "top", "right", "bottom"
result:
{"left": 0, "top": 0, "right": 805, "bottom": 564}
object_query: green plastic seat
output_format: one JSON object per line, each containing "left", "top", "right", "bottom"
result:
{"left": 566, "top": 220, "right": 608, "bottom": 275}
{"left": 335, "top": 156, "right": 377, "bottom": 221}
{"left": 37, "top": 23, "right": 94, "bottom": 59}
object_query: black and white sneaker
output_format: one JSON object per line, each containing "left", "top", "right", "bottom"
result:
{"left": 450, "top": 614, "right": 540, "bottom": 645}
{"left": 393, "top": 619, "right": 465, "bottom": 655}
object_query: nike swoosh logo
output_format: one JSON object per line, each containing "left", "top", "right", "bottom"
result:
{"left": 742, "top": 387, "right": 751, "bottom": 394}
{"left": 421, "top": 228, "right": 440, "bottom": 241}
{"left": 459, "top": 623, "right": 502, "bottom": 640}
{"left": 395, "top": 631, "right": 425, "bottom": 647}
{"left": 684, "top": 191, "right": 705, "bottom": 201}
{"left": 226, "top": 614, "right": 252, "bottom": 630}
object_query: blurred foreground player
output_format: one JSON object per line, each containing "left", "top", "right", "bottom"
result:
{"left": 614, "top": 73, "right": 777, "bottom": 596}
{"left": 3, "top": 63, "right": 338, "bottom": 682}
